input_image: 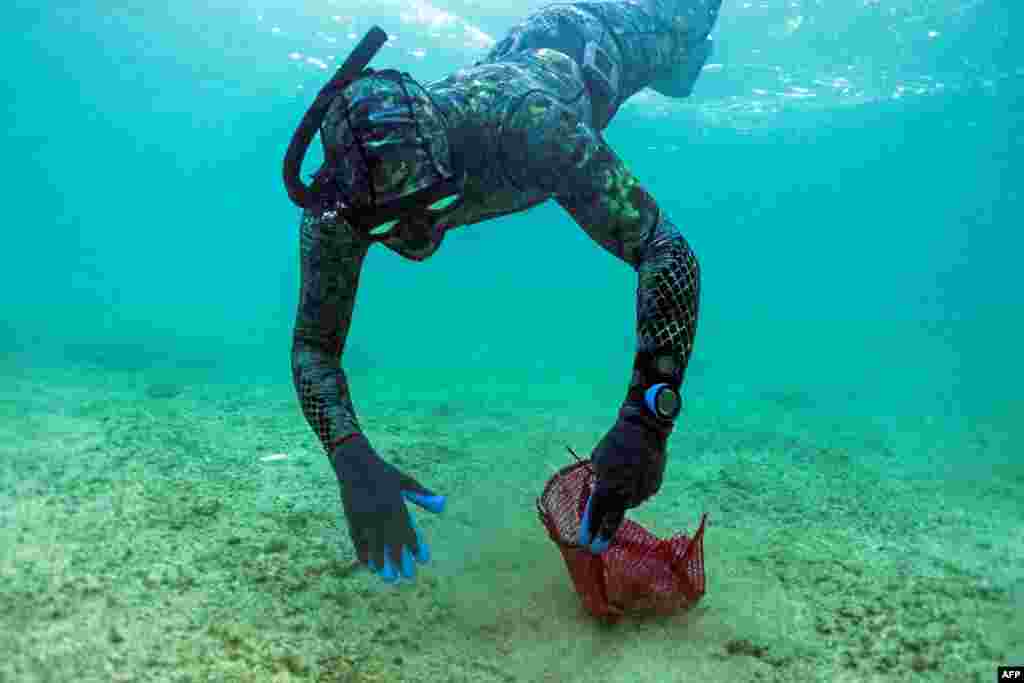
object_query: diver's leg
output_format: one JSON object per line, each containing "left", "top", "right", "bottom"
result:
{"left": 479, "top": 3, "right": 625, "bottom": 128}
{"left": 481, "top": 0, "right": 720, "bottom": 126}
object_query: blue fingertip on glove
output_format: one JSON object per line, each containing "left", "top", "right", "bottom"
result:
{"left": 368, "top": 492, "right": 446, "bottom": 583}
{"left": 578, "top": 494, "right": 612, "bottom": 555}
{"left": 404, "top": 491, "right": 446, "bottom": 514}
{"left": 370, "top": 544, "right": 420, "bottom": 583}
{"left": 412, "top": 523, "right": 430, "bottom": 564}
{"left": 369, "top": 551, "right": 399, "bottom": 583}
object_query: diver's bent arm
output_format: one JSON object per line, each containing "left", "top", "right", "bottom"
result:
{"left": 558, "top": 155, "right": 700, "bottom": 401}
{"left": 291, "top": 211, "right": 370, "bottom": 452}
{"left": 502, "top": 92, "right": 699, "bottom": 399}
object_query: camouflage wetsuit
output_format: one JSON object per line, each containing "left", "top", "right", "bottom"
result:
{"left": 292, "top": 0, "right": 720, "bottom": 465}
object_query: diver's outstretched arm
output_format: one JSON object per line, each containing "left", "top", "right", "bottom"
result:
{"left": 290, "top": 210, "right": 369, "bottom": 451}
{"left": 290, "top": 210, "right": 444, "bottom": 583}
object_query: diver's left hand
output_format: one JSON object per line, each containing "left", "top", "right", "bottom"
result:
{"left": 579, "top": 405, "right": 671, "bottom": 554}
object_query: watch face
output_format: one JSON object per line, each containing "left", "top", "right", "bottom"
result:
{"left": 655, "top": 387, "right": 681, "bottom": 418}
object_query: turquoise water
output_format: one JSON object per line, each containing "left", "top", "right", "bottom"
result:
{"left": 3, "top": 2, "right": 1021, "bottom": 682}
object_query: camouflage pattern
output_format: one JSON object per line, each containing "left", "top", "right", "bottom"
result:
{"left": 292, "top": 0, "right": 719, "bottom": 455}
{"left": 319, "top": 70, "right": 453, "bottom": 211}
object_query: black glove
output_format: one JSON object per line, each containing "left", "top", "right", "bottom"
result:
{"left": 330, "top": 433, "right": 445, "bottom": 582}
{"left": 578, "top": 403, "right": 671, "bottom": 554}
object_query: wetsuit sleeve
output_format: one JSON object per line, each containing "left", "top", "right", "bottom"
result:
{"left": 291, "top": 210, "right": 370, "bottom": 453}
{"left": 501, "top": 93, "right": 700, "bottom": 390}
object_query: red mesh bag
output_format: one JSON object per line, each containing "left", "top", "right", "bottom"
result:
{"left": 537, "top": 459, "right": 707, "bottom": 624}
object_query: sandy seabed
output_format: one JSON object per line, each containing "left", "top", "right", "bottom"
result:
{"left": 1, "top": 356, "right": 1021, "bottom": 683}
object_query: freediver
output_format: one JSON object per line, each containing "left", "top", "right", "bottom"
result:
{"left": 284, "top": 0, "right": 721, "bottom": 582}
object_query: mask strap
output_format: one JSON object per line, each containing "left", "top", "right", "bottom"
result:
{"left": 396, "top": 74, "right": 452, "bottom": 182}
{"left": 340, "top": 70, "right": 378, "bottom": 209}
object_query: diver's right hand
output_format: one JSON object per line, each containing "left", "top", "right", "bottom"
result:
{"left": 330, "top": 434, "right": 446, "bottom": 583}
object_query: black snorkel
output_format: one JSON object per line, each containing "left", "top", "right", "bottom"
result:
{"left": 283, "top": 26, "right": 389, "bottom": 211}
